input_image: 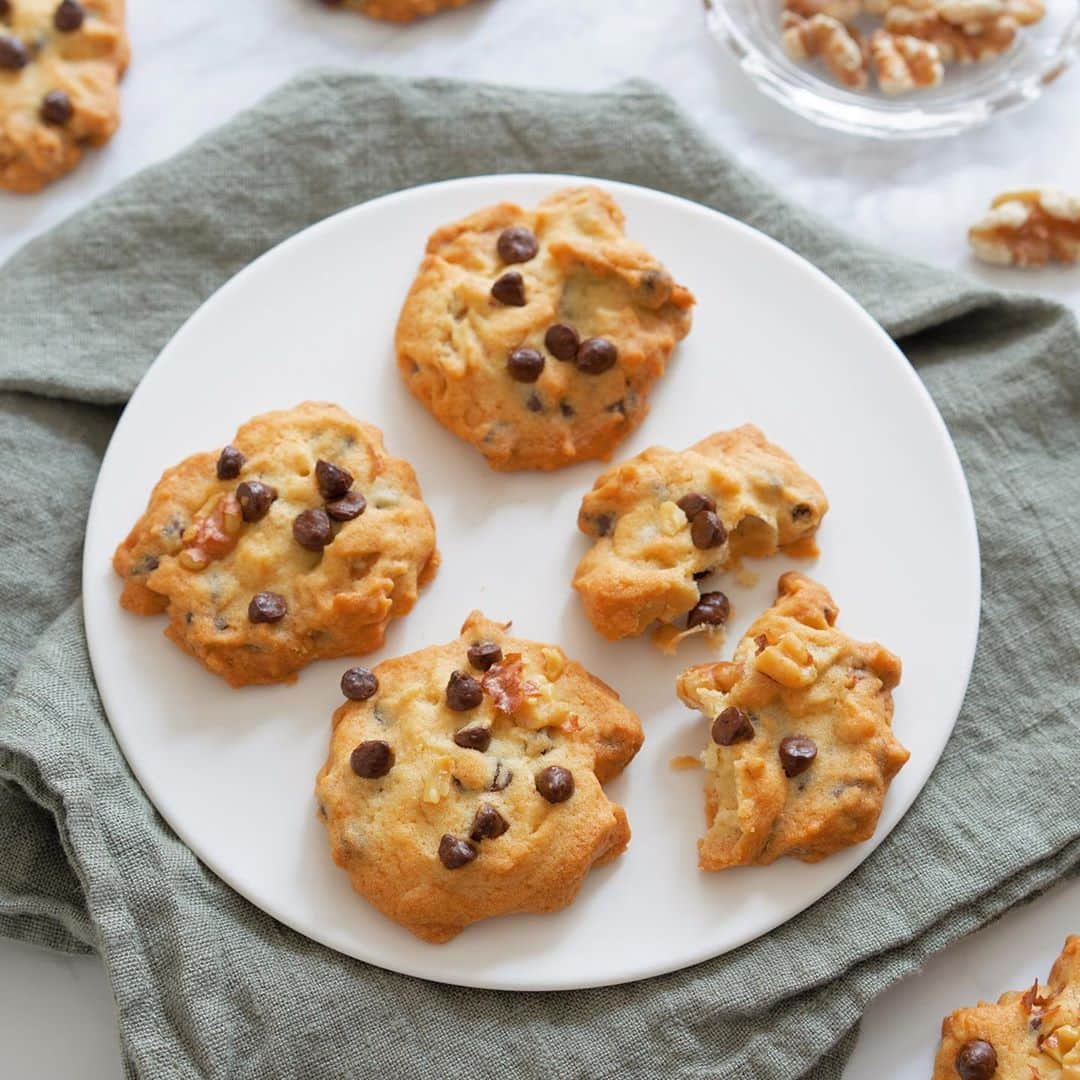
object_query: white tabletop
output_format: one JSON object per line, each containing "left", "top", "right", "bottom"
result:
{"left": 1, "top": 1, "right": 1077, "bottom": 1076}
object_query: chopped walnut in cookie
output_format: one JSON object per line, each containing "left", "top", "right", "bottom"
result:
{"left": 969, "top": 188, "right": 1080, "bottom": 267}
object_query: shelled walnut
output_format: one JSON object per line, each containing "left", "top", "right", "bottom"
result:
{"left": 870, "top": 29, "right": 945, "bottom": 92}
{"left": 969, "top": 189, "right": 1080, "bottom": 267}
{"left": 781, "top": 11, "right": 869, "bottom": 90}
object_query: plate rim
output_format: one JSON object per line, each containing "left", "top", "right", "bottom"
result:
{"left": 82, "top": 172, "right": 982, "bottom": 991}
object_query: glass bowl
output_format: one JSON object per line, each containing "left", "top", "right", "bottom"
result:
{"left": 704, "top": 0, "right": 1080, "bottom": 138}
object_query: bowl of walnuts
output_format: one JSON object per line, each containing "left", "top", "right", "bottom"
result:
{"left": 704, "top": 0, "right": 1080, "bottom": 137}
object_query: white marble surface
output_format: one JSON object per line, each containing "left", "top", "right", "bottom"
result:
{"left": 0, "top": 1, "right": 1076, "bottom": 1076}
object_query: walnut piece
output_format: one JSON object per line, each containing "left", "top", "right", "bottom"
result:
{"left": 870, "top": 29, "right": 945, "bottom": 92}
{"left": 883, "top": 5, "right": 1017, "bottom": 61}
{"left": 969, "top": 188, "right": 1080, "bottom": 267}
{"left": 784, "top": 0, "right": 863, "bottom": 23}
{"left": 782, "top": 11, "right": 869, "bottom": 90}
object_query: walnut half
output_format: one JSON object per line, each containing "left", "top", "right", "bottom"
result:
{"left": 969, "top": 189, "right": 1080, "bottom": 268}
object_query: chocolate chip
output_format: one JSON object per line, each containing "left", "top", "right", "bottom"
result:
{"left": 491, "top": 271, "right": 526, "bottom": 307}
{"left": 325, "top": 491, "right": 366, "bottom": 521}
{"left": 216, "top": 445, "right": 245, "bottom": 480}
{"left": 526, "top": 392, "right": 543, "bottom": 413}
{"left": 687, "top": 591, "right": 730, "bottom": 628}
{"left": 293, "top": 508, "right": 332, "bottom": 551}
{"left": 711, "top": 707, "right": 754, "bottom": 746}
{"left": 236, "top": 480, "right": 277, "bottom": 522}
{"left": 0, "top": 35, "right": 29, "bottom": 70}
{"left": 490, "top": 762, "right": 513, "bottom": 791}
{"left": 133, "top": 554, "right": 159, "bottom": 575}
{"left": 754, "top": 633, "right": 769, "bottom": 654}
{"left": 41, "top": 91, "right": 73, "bottom": 126}
{"left": 469, "top": 803, "right": 509, "bottom": 842}
{"left": 544, "top": 323, "right": 580, "bottom": 361}
{"left": 0, "top": 2, "right": 10, "bottom": 17}
{"left": 690, "top": 509, "right": 727, "bottom": 550}
{"left": 438, "top": 834, "right": 477, "bottom": 869}
{"left": 677, "top": 492, "right": 716, "bottom": 519}
{"left": 792, "top": 503, "right": 813, "bottom": 521}
{"left": 575, "top": 338, "right": 618, "bottom": 375}
{"left": 496, "top": 226, "right": 538, "bottom": 264}
{"left": 590, "top": 512, "right": 614, "bottom": 537}
{"left": 350, "top": 739, "right": 394, "bottom": 779}
{"left": 779, "top": 735, "right": 817, "bottom": 777}
{"left": 315, "top": 459, "right": 353, "bottom": 500}
{"left": 507, "top": 347, "right": 544, "bottom": 383}
{"left": 341, "top": 666, "right": 378, "bottom": 701}
{"left": 53, "top": 1, "right": 84, "bottom": 31}
{"left": 467, "top": 641, "right": 502, "bottom": 671}
{"left": 535, "top": 765, "right": 574, "bottom": 803}
{"left": 955, "top": 1039, "right": 998, "bottom": 1080}
{"left": 559, "top": 400, "right": 575, "bottom": 418}
{"left": 692, "top": 568, "right": 713, "bottom": 581}
{"left": 446, "top": 670, "right": 483, "bottom": 711}
{"left": 453, "top": 726, "right": 491, "bottom": 752}
{"left": 248, "top": 592, "right": 286, "bottom": 623}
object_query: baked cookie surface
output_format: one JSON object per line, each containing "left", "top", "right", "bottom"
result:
{"left": 113, "top": 402, "right": 438, "bottom": 688}
{"left": 320, "top": 0, "right": 474, "bottom": 20}
{"left": 933, "top": 936, "right": 1080, "bottom": 1080}
{"left": 0, "top": 0, "right": 128, "bottom": 193}
{"left": 315, "top": 611, "right": 643, "bottom": 942}
{"left": 395, "top": 186, "right": 695, "bottom": 471}
{"left": 573, "top": 424, "right": 828, "bottom": 642}
{"left": 676, "top": 572, "right": 908, "bottom": 870}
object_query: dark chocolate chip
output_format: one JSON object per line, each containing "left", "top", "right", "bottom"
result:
{"left": 792, "top": 503, "right": 813, "bottom": 521}
{"left": 692, "top": 568, "right": 713, "bottom": 581}
{"left": 711, "top": 707, "right": 754, "bottom": 746}
{"left": 491, "top": 271, "right": 526, "bottom": 307}
{"left": 293, "top": 508, "right": 332, "bottom": 551}
{"left": 216, "top": 445, "right": 245, "bottom": 480}
{"left": 350, "top": 740, "right": 394, "bottom": 779}
{"left": 779, "top": 735, "right": 817, "bottom": 778}
{"left": 507, "top": 347, "right": 544, "bottom": 383}
{"left": 687, "top": 591, "right": 730, "bottom": 629}
{"left": 467, "top": 641, "right": 502, "bottom": 671}
{"left": 315, "top": 459, "right": 353, "bottom": 500}
{"left": 526, "top": 392, "right": 543, "bottom": 413}
{"left": 446, "top": 670, "right": 483, "bottom": 711}
{"left": 575, "top": 337, "right": 618, "bottom": 375}
{"left": 0, "top": 34, "right": 28, "bottom": 70}
{"left": 677, "top": 492, "right": 716, "bottom": 519}
{"left": 490, "top": 762, "right": 513, "bottom": 791}
{"left": 496, "top": 226, "right": 538, "bottom": 264}
{"left": 559, "top": 400, "right": 575, "bottom": 418}
{"left": 133, "top": 554, "right": 159, "bottom": 575}
{"left": 590, "top": 512, "right": 614, "bottom": 537}
{"left": 544, "top": 323, "right": 580, "bottom": 361}
{"left": 325, "top": 491, "right": 366, "bottom": 521}
{"left": 41, "top": 90, "right": 73, "bottom": 126}
{"left": 469, "top": 803, "right": 509, "bottom": 842}
{"left": 438, "top": 834, "right": 477, "bottom": 869}
{"left": 53, "top": 1, "right": 84, "bottom": 31}
{"left": 690, "top": 509, "right": 727, "bottom": 550}
{"left": 236, "top": 480, "right": 277, "bottom": 522}
{"left": 341, "top": 666, "right": 378, "bottom": 701}
{"left": 754, "top": 633, "right": 769, "bottom": 654}
{"left": 248, "top": 592, "right": 287, "bottom": 623}
{"left": 453, "top": 726, "right": 492, "bottom": 752}
{"left": 955, "top": 1039, "right": 998, "bottom": 1080}
{"left": 535, "top": 764, "right": 574, "bottom": 803}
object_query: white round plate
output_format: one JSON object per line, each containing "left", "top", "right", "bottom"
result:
{"left": 83, "top": 175, "right": 980, "bottom": 992}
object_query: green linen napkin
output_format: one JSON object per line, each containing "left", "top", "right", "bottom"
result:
{"left": 1, "top": 72, "right": 1078, "bottom": 1080}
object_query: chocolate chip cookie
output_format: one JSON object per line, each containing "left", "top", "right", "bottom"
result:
{"left": 573, "top": 424, "right": 828, "bottom": 642}
{"left": 934, "top": 936, "right": 1080, "bottom": 1080}
{"left": 395, "top": 186, "right": 695, "bottom": 471}
{"left": 315, "top": 611, "right": 643, "bottom": 942}
{"left": 676, "top": 572, "right": 908, "bottom": 870}
{"left": 113, "top": 402, "right": 438, "bottom": 687}
{"left": 0, "top": 0, "right": 128, "bottom": 193}
{"left": 317, "top": 0, "right": 475, "bottom": 19}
